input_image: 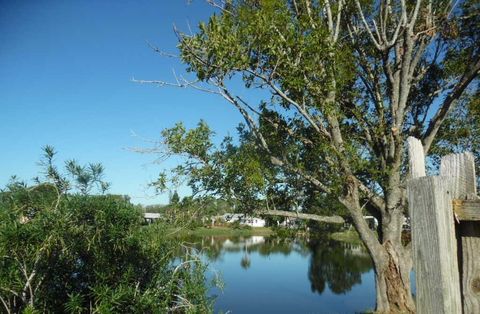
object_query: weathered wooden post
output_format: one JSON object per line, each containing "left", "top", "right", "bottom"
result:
{"left": 407, "top": 137, "right": 462, "bottom": 313}
{"left": 441, "top": 152, "right": 480, "bottom": 313}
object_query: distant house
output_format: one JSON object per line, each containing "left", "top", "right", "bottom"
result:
{"left": 363, "top": 216, "right": 379, "bottom": 230}
{"left": 277, "top": 217, "right": 300, "bottom": 228}
{"left": 222, "top": 213, "right": 266, "bottom": 227}
{"left": 342, "top": 216, "right": 379, "bottom": 231}
{"left": 143, "top": 212, "right": 162, "bottom": 224}
{"left": 222, "top": 213, "right": 245, "bottom": 223}
{"left": 244, "top": 217, "right": 266, "bottom": 227}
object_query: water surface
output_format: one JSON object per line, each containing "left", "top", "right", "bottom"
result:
{"left": 192, "top": 236, "right": 376, "bottom": 313}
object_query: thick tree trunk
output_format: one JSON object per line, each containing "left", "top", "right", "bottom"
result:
{"left": 372, "top": 242, "right": 415, "bottom": 313}
{"left": 355, "top": 226, "right": 414, "bottom": 313}
{"left": 368, "top": 175, "right": 415, "bottom": 313}
{"left": 342, "top": 180, "right": 415, "bottom": 313}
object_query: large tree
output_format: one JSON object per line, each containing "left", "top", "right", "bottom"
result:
{"left": 142, "top": 0, "right": 480, "bottom": 312}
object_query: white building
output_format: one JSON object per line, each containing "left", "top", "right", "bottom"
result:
{"left": 363, "top": 216, "right": 379, "bottom": 229}
{"left": 222, "top": 213, "right": 266, "bottom": 227}
{"left": 223, "top": 213, "right": 245, "bottom": 222}
{"left": 143, "top": 212, "right": 162, "bottom": 223}
{"left": 244, "top": 217, "right": 266, "bottom": 227}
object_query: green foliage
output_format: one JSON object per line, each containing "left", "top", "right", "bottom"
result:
{"left": 272, "top": 226, "right": 298, "bottom": 238}
{"left": 151, "top": 121, "right": 275, "bottom": 214}
{"left": 170, "top": 190, "right": 180, "bottom": 205}
{"left": 230, "top": 221, "right": 252, "bottom": 230}
{"left": 35, "top": 145, "right": 110, "bottom": 196}
{"left": 180, "top": 0, "right": 353, "bottom": 95}
{"left": 155, "top": 119, "right": 349, "bottom": 218}
{"left": 156, "top": 0, "right": 480, "bottom": 220}
{"left": 0, "top": 150, "right": 213, "bottom": 313}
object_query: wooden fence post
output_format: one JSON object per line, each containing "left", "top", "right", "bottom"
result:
{"left": 407, "top": 137, "right": 426, "bottom": 178}
{"left": 407, "top": 137, "right": 462, "bottom": 314}
{"left": 441, "top": 153, "right": 480, "bottom": 313}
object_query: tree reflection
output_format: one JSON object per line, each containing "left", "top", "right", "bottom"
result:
{"left": 307, "top": 239, "right": 372, "bottom": 294}
{"left": 240, "top": 246, "right": 251, "bottom": 270}
{"left": 189, "top": 235, "right": 373, "bottom": 295}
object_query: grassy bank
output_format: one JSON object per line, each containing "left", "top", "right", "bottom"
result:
{"left": 168, "top": 226, "right": 274, "bottom": 237}
{"left": 330, "top": 229, "right": 363, "bottom": 245}
{"left": 167, "top": 225, "right": 365, "bottom": 243}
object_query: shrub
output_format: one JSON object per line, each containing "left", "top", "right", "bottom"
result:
{"left": 0, "top": 187, "right": 213, "bottom": 313}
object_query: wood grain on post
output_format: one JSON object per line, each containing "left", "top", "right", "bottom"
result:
{"left": 453, "top": 200, "right": 480, "bottom": 221}
{"left": 407, "top": 137, "right": 462, "bottom": 313}
{"left": 441, "top": 152, "right": 480, "bottom": 313}
{"left": 407, "top": 137, "right": 426, "bottom": 178}
{"left": 407, "top": 176, "right": 462, "bottom": 314}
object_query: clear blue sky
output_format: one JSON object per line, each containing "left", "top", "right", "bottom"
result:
{"left": 0, "top": 0, "right": 242, "bottom": 205}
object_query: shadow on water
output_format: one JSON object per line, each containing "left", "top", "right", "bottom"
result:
{"left": 185, "top": 235, "right": 376, "bottom": 313}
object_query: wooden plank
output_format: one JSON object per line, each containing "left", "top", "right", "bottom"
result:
{"left": 407, "top": 136, "right": 426, "bottom": 178}
{"left": 407, "top": 176, "right": 462, "bottom": 314}
{"left": 453, "top": 199, "right": 480, "bottom": 221}
{"left": 441, "top": 152, "right": 480, "bottom": 314}
{"left": 440, "top": 152, "right": 477, "bottom": 196}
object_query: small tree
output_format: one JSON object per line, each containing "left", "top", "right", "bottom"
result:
{"left": 170, "top": 190, "right": 180, "bottom": 205}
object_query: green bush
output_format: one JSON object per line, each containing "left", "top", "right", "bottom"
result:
{"left": 229, "top": 221, "right": 252, "bottom": 230}
{"left": 272, "top": 226, "right": 298, "bottom": 238}
{"left": 0, "top": 190, "right": 213, "bottom": 313}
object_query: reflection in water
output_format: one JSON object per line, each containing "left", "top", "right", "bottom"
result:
{"left": 191, "top": 235, "right": 373, "bottom": 295}
{"left": 240, "top": 246, "right": 251, "bottom": 270}
{"left": 307, "top": 238, "right": 372, "bottom": 294}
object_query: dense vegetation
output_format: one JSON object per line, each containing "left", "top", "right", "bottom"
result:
{"left": 0, "top": 148, "right": 213, "bottom": 313}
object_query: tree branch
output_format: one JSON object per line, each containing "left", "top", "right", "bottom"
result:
{"left": 355, "top": 0, "right": 383, "bottom": 50}
{"left": 422, "top": 57, "right": 480, "bottom": 153}
{"left": 259, "top": 209, "right": 344, "bottom": 224}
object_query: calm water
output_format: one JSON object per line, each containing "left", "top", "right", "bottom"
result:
{"left": 191, "top": 236, "right": 376, "bottom": 314}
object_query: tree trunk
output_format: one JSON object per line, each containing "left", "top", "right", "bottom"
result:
{"left": 372, "top": 242, "right": 415, "bottom": 313}
{"left": 342, "top": 181, "right": 415, "bottom": 313}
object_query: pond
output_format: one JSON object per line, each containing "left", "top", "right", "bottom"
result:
{"left": 191, "top": 236, "right": 377, "bottom": 313}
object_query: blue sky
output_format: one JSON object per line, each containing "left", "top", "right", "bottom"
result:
{"left": 0, "top": 0, "right": 243, "bottom": 205}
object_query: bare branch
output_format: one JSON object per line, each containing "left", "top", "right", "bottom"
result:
{"left": 206, "top": 0, "right": 232, "bottom": 15}
{"left": 242, "top": 69, "right": 331, "bottom": 139}
{"left": 386, "top": 13, "right": 406, "bottom": 47}
{"left": 333, "top": 0, "right": 343, "bottom": 42}
{"left": 0, "top": 295, "right": 10, "bottom": 314}
{"left": 131, "top": 77, "right": 221, "bottom": 95}
{"left": 146, "top": 40, "right": 178, "bottom": 58}
{"left": 324, "top": 0, "right": 334, "bottom": 34}
{"left": 271, "top": 156, "right": 333, "bottom": 194}
{"left": 354, "top": 0, "right": 383, "bottom": 50}
{"left": 216, "top": 81, "right": 271, "bottom": 152}
{"left": 408, "top": 0, "right": 422, "bottom": 30}
{"left": 304, "top": 0, "right": 317, "bottom": 30}
{"left": 358, "top": 181, "right": 386, "bottom": 214}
